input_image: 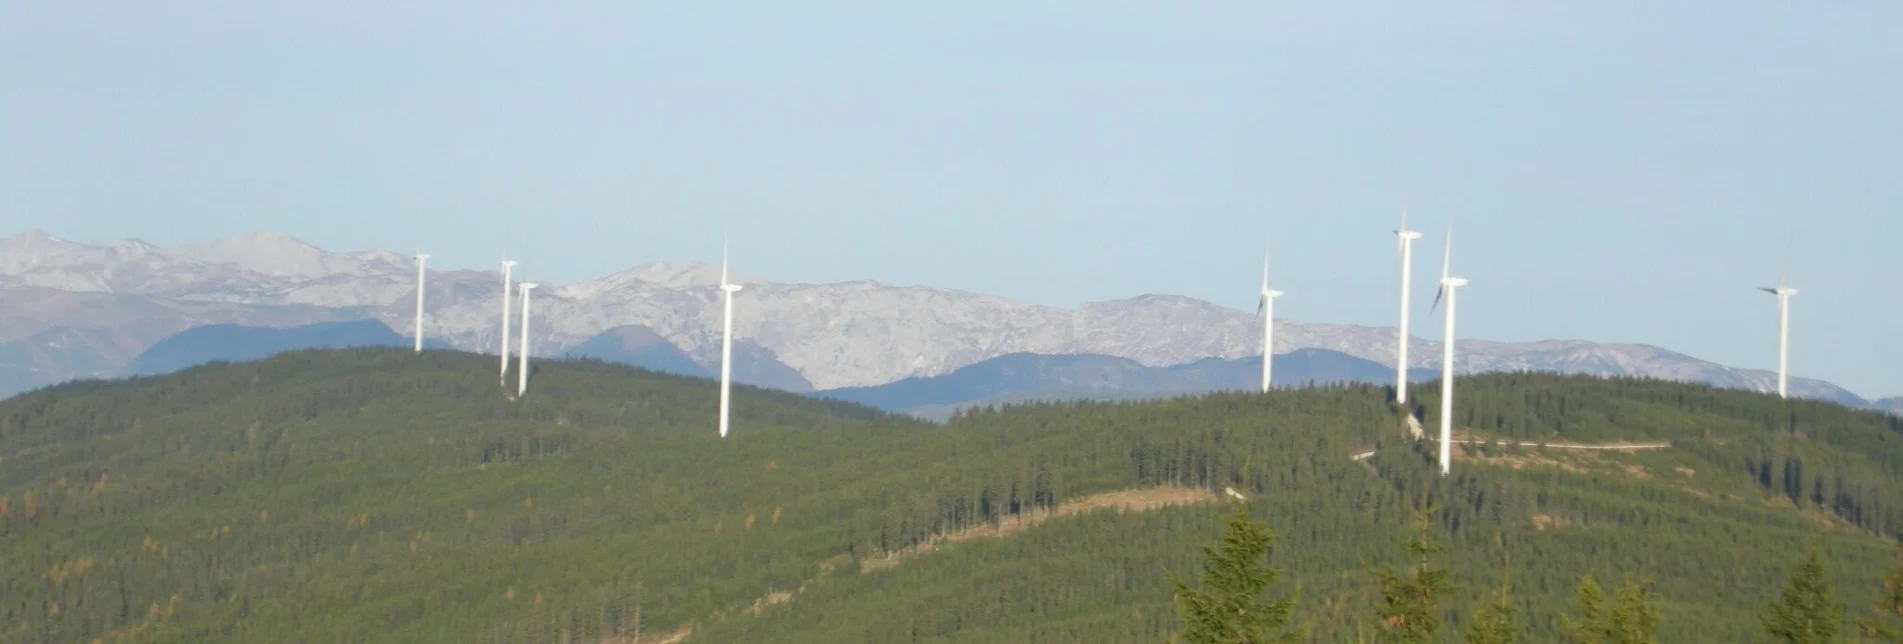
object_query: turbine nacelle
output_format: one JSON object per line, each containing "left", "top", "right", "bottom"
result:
{"left": 1759, "top": 286, "right": 1797, "bottom": 296}
{"left": 720, "top": 283, "right": 744, "bottom": 293}
{"left": 1255, "top": 289, "right": 1283, "bottom": 316}
{"left": 1395, "top": 205, "right": 1423, "bottom": 251}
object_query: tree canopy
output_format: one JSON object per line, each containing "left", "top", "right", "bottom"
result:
{"left": 0, "top": 349, "right": 1897, "bottom": 642}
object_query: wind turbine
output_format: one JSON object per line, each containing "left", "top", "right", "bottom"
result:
{"left": 1255, "top": 239, "right": 1283, "bottom": 393}
{"left": 412, "top": 251, "right": 430, "bottom": 353}
{"left": 1429, "top": 225, "right": 1467, "bottom": 476}
{"left": 516, "top": 281, "right": 539, "bottom": 397}
{"left": 717, "top": 241, "right": 743, "bottom": 438}
{"left": 1393, "top": 207, "right": 1423, "bottom": 404}
{"left": 499, "top": 257, "right": 517, "bottom": 385}
{"left": 1758, "top": 262, "right": 1797, "bottom": 399}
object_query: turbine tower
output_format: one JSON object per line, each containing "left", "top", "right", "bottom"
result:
{"left": 717, "top": 242, "right": 744, "bottom": 438}
{"left": 499, "top": 257, "right": 517, "bottom": 385}
{"left": 1393, "top": 207, "right": 1423, "bottom": 404}
{"left": 412, "top": 251, "right": 430, "bottom": 353}
{"left": 1758, "top": 268, "right": 1797, "bottom": 399}
{"left": 1256, "top": 240, "right": 1283, "bottom": 393}
{"left": 516, "top": 281, "right": 539, "bottom": 397}
{"left": 1429, "top": 226, "right": 1468, "bottom": 476}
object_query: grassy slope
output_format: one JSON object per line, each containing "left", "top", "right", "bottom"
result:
{"left": 0, "top": 349, "right": 1898, "bottom": 642}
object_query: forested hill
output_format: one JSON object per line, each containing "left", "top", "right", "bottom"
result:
{"left": 1, "top": 349, "right": 1900, "bottom": 642}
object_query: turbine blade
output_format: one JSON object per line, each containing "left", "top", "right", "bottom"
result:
{"left": 1439, "top": 227, "right": 1452, "bottom": 282}
{"left": 1395, "top": 204, "right": 1409, "bottom": 254}
{"left": 720, "top": 237, "right": 729, "bottom": 287}
{"left": 1260, "top": 239, "right": 1270, "bottom": 291}
{"left": 1256, "top": 294, "right": 1266, "bottom": 317}
{"left": 1431, "top": 285, "right": 1444, "bottom": 314}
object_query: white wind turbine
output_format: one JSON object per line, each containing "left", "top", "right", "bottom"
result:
{"left": 412, "top": 251, "right": 430, "bottom": 353}
{"left": 1393, "top": 207, "right": 1424, "bottom": 404}
{"left": 1429, "top": 226, "right": 1468, "bottom": 476}
{"left": 499, "top": 257, "right": 517, "bottom": 385}
{"left": 1256, "top": 240, "right": 1283, "bottom": 393}
{"left": 717, "top": 241, "right": 743, "bottom": 438}
{"left": 1758, "top": 261, "right": 1798, "bottom": 399}
{"left": 516, "top": 281, "right": 539, "bottom": 397}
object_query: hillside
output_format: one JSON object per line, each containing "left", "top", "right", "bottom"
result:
{"left": 816, "top": 348, "right": 1437, "bottom": 419}
{"left": 1, "top": 350, "right": 1900, "bottom": 642}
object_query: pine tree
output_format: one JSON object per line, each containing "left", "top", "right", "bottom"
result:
{"left": 1563, "top": 574, "right": 1659, "bottom": 644}
{"left": 1370, "top": 506, "right": 1456, "bottom": 643}
{"left": 1465, "top": 565, "right": 1517, "bottom": 644}
{"left": 1764, "top": 539, "right": 1844, "bottom": 643}
{"left": 1862, "top": 527, "right": 1903, "bottom": 642}
{"left": 1608, "top": 576, "right": 1662, "bottom": 644}
{"left": 1563, "top": 575, "right": 1609, "bottom": 644}
{"left": 1168, "top": 498, "right": 1302, "bottom": 643}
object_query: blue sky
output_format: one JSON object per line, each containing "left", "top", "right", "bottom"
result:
{"left": 2, "top": 2, "right": 1899, "bottom": 398}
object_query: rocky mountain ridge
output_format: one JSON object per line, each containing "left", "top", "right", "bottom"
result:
{"left": 0, "top": 229, "right": 1878, "bottom": 405}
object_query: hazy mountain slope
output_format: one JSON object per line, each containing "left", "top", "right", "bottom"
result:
{"left": 817, "top": 348, "right": 1437, "bottom": 414}
{"left": 727, "top": 341, "right": 817, "bottom": 392}
{"left": 0, "top": 286, "right": 368, "bottom": 397}
{"left": 120, "top": 319, "right": 440, "bottom": 377}
{"left": 0, "top": 229, "right": 1877, "bottom": 402}
{"left": 562, "top": 325, "right": 712, "bottom": 379}
{"left": 1450, "top": 338, "right": 1865, "bottom": 406}
{"left": 3, "top": 350, "right": 1897, "bottom": 642}
{"left": 0, "top": 327, "right": 134, "bottom": 397}
{"left": 1875, "top": 396, "right": 1903, "bottom": 415}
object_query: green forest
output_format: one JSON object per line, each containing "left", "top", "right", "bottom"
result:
{"left": 1, "top": 348, "right": 1900, "bottom": 642}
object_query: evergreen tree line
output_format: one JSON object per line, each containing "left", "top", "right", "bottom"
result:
{"left": 1173, "top": 499, "right": 1903, "bottom": 642}
{"left": 0, "top": 348, "right": 1899, "bottom": 642}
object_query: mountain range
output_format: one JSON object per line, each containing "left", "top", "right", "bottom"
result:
{"left": 0, "top": 229, "right": 1883, "bottom": 407}
{"left": 819, "top": 348, "right": 1440, "bottom": 420}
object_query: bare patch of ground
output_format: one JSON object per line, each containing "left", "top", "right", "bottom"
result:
{"left": 1475, "top": 453, "right": 1590, "bottom": 474}
{"left": 600, "top": 625, "right": 691, "bottom": 644}
{"left": 1533, "top": 513, "right": 1572, "bottom": 531}
{"left": 724, "top": 485, "right": 1220, "bottom": 628}
{"left": 744, "top": 590, "right": 796, "bottom": 616}
{"left": 1801, "top": 505, "right": 1851, "bottom": 532}
{"left": 860, "top": 485, "right": 1217, "bottom": 573}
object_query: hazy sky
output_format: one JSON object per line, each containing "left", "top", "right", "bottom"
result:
{"left": 3, "top": 2, "right": 1899, "bottom": 397}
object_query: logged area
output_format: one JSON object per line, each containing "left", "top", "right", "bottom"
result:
{"left": 2, "top": 350, "right": 1901, "bottom": 642}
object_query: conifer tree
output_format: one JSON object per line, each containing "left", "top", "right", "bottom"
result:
{"left": 1863, "top": 527, "right": 1903, "bottom": 642}
{"left": 1764, "top": 539, "right": 1844, "bottom": 643}
{"left": 1465, "top": 565, "right": 1517, "bottom": 644}
{"left": 1609, "top": 576, "right": 1663, "bottom": 644}
{"left": 1563, "top": 574, "right": 1660, "bottom": 644}
{"left": 1167, "top": 498, "right": 1302, "bottom": 644}
{"left": 1564, "top": 575, "right": 1609, "bottom": 644}
{"left": 1370, "top": 506, "right": 1456, "bottom": 643}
